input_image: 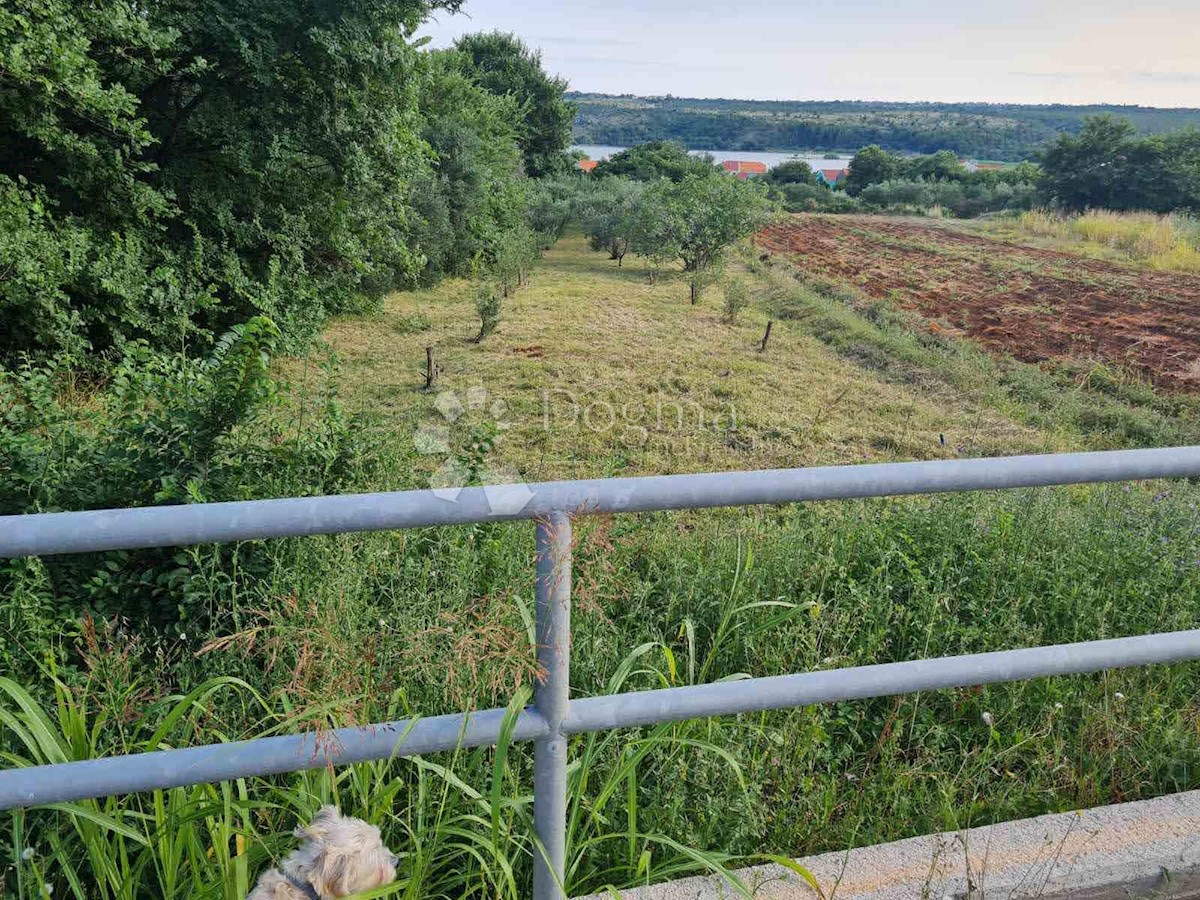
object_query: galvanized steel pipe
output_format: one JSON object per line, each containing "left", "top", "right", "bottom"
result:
{"left": 563, "top": 629, "right": 1200, "bottom": 734}
{"left": 5, "top": 630, "right": 1200, "bottom": 810}
{"left": 3, "top": 446, "right": 1199, "bottom": 557}
{"left": 0, "top": 706, "right": 550, "bottom": 810}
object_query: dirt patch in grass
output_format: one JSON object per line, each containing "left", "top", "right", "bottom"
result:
{"left": 759, "top": 215, "right": 1200, "bottom": 390}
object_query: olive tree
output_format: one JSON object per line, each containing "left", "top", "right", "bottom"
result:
{"left": 632, "top": 173, "right": 772, "bottom": 303}
{"left": 578, "top": 177, "right": 646, "bottom": 266}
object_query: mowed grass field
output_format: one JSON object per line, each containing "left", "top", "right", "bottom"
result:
{"left": 307, "top": 229, "right": 1057, "bottom": 486}
{"left": 9, "top": 220, "right": 1200, "bottom": 899}
{"left": 278, "top": 222, "right": 1200, "bottom": 860}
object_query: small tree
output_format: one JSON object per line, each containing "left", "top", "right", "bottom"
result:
{"left": 633, "top": 173, "right": 772, "bottom": 303}
{"left": 843, "top": 145, "right": 902, "bottom": 196}
{"left": 579, "top": 177, "right": 645, "bottom": 266}
{"left": 493, "top": 226, "right": 538, "bottom": 296}
{"left": 764, "top": 160, "right": 818, "bottom": 186}
{"left": 722, "top": 279, "right": 748, "bottom": 323}
{"left": 474, "top": 284, "right": 500, "bottom": 342}
{"left": 526, "top": 176, "right": 592, "bottom": 249}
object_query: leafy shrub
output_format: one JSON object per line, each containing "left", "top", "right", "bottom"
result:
{"left": 776, "top": 182, "right": 861, "bottom": 213}
{"left": 0, "top": 0, "right": 551, "bottom": 361}
{"left": 0, "top": 317, "right": 370, "bottom": 661}
{"left": 474, "top": 285, "right": 502, "bottom": 341}
{"left": 578, "top": 177, "right": 646, "bottom": 266}
{"left": 859, "top": 179, "right": 1038, "bottom": 217}
{"left": 722, "top": 279, "right": 749, "bottom": 323}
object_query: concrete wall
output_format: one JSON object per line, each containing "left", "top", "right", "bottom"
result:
{"left": 578, "top": 789, "right": 1200, "bottom": 900}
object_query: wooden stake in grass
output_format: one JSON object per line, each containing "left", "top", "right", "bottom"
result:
{"left": 424, "top": 346, "right": 438, "bottom": 390}
{"left": 759, "top": 320, "right": 774, "bottom": 353}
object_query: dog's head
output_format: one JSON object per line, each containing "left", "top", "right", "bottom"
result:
{"left": 294, "top": 806, "right": 398, "bottom": 897}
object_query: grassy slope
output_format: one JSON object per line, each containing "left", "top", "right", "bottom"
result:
{"left": 10, "top": 224, "right": 1200, "bottom": 900}
{"left": 312, "top": 230, "right": 1058, "bottom": 486}
{"left": 284, "top": 226, "right": 1200, "bottom": 860}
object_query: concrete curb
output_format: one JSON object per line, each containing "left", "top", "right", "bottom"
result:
{"left": 577, "top": 789, "right": 1200, "bottom": 900}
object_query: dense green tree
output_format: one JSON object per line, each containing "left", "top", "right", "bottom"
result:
{"left": 763, "top": 160, "right": 818, "bottom": 186}
{"left": 593, "top": 141, "right": 717, "bottom": 182}
{"left": 1040, "top": 115, "right": 1137, "bottom": 211}
{"left": 0, "top": 0, "right": 471, "bottom": 359}
{"left": 578, "top": 178, "right": 646, "bottom": 266}
{"left": 526, "top": 175, "right": 593, "bottom": 247}
{"left": 0, "top": 0, "right": 566, "bottom": 361}
{"left": 633, "top": 173, "right": 772, "bottom": 303}
{"left": 454, "top": 31, "right": 576, "bottom": 177}
{"left": 904, "top": 150, "right": 966, "bottom": 182}
{"left": 1040, "top": 115, "right": 1200, "bottom": 212}
{"left": 413, "top": 50, "right": 526, "bottom": 281}
{"left": 843, "top": 145, "right": 902, "bottom": 196}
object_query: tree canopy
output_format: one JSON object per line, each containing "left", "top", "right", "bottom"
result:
{"left": 593, "top": 140, "right": 718, "bottom": 182}
{"left": 843, "top": 146, "right": 903, "bottom": 196}
{"left": 763, "top": 160, "right": 818, "bottom": 186}
{"left": 0, "top": 0, "right": 570, "bottom": 361}
{"left": 1040, "top": 114, "right": 1200, "bottom": 213}
{"left": 455, "top": 31, "right": 576, "bottom": 178}
{"left": 633, "top": 173, "right": 773, "bottom": 301}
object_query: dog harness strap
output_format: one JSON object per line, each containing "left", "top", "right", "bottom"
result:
{"left": 283, "top": 871, "right": 322, "bottom": 900}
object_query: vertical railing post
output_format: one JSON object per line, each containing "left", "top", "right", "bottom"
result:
{"left": 533, "top": 511, "right": 571, "bottom": 900}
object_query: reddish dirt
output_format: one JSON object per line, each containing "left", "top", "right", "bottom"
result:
{"left": 758, "top": 216, "right": 1200, "bottom": 390}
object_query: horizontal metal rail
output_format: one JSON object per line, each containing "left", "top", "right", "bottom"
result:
{"left": 4, "top": 629, "right": 1200, "bottom": 810}
{"left": 4, "top": 446, "right": 1200, "bottom": 900}
{"left": 3, "top": 446, "right": 1199, "bottom": 557}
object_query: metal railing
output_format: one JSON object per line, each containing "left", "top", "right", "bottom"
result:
{"left": 4, "top": 446, "right": 1200, "bottom": 900}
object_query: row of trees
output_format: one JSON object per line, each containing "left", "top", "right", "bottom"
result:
{"left": 836, "top": 116, "right": 1200, "bottom": 215}
{"left": 1039, "top": 115, "right": 1200, "bottom": 213}
{"left": 565, "top": 146, "right": 773, "bottom": 302}
{"left": 0, "top": 0, "right": 575, "bottom": 361}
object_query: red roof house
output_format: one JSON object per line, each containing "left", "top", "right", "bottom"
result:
{"left": 721, "top": 159, "right": 769, "bottom": 179}
{"left": 815, "top": 167, "right": 849, "bottom": 186}
{"left": 577, "top": 158, "right": 598, "bottom": 173}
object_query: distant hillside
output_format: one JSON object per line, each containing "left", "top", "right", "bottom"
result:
{"left": 570, "top": 93, "right": 1200, "bottom": 161}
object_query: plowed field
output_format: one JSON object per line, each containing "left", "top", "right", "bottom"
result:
{"left": 758, "top": 216, "right": 1200, "bottom": 390}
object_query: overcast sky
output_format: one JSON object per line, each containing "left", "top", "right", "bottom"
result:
{"left": 418, "top": 0, "right": 1200, "bottom": 107}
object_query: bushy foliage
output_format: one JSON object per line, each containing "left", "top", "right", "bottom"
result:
{"left": 593, "top": 140, "right": 718, "bottom": 182}
{"left": 578, "top": 178, "right": 646, "bottom": 265}
{"left": 493, "top": 226, "right": 539, "bottom": 295}
{"left": 633, "top": 173, "right": 773, "bottom": 301}
{"left": 774, "top": 182, "right": 861, "bottom": 213}
{"left": 0, "top": 319, "right": 369, "bottom": 652}
{"left": 722, "top": 279, "right": 749, "bottom": 323}
{"left": 762, "top": 160, "right": 818, "bottom": 186}
{"left": 843, "top": 145, "right": 903, "bottom": 196}
{"left": 859, "top": 178, "right": 1039, "bottom": 217}
{"left": 454, "top": 31, "right": 577, "bottom": 177}
{"left": 0, "top": 0, "right": 571, "bottom": 361}
{"left": 1040, "top": 115, "right": 1200, "bottom": 213}
{"left": 412, "top": 51, "right": 528, "bottom": 282}
{"left": 526, "top": 175, "right": 594, "bottom": 248}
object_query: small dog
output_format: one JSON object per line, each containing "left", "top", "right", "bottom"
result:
{"left": 248, "top": 806, "right": 398, "bottom": 899}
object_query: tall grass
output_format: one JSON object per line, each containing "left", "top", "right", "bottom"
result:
{"left": 1016, "top": 209, "right": 1200, "bottom": 272}
{"left": 6, "top": 485, "right": 1200, "bottom": 897}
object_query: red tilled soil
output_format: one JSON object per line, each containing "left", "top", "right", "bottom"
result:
{"left": 758, "top": 216, "right": 1200, "bottom": 390}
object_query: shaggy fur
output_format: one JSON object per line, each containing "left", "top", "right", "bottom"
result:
{"left": 248, "top": 806, "right": 398, "bottom": 899}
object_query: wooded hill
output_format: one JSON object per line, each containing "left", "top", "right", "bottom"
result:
{"left": 570, "top": 93, "right": 1200, "bottom": 161}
